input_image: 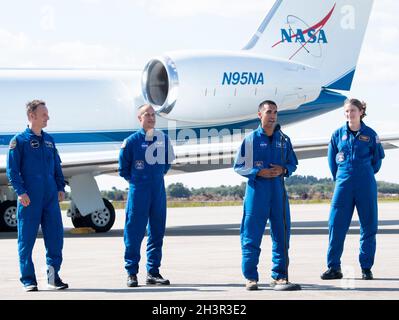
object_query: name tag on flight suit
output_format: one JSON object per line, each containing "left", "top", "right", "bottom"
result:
{"left": 359, "top": 135, "right": 370, "bottom": 142}
{"left": 45, "top": 141, "right": 54, "bottom": 148}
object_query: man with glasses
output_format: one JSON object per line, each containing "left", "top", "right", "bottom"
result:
{"left": 119, "top": 104, "right": 175, "bottom": 287}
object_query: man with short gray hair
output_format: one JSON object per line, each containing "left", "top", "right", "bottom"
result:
{"left": 119, "top": 104, "right": 175, "bottom": 287}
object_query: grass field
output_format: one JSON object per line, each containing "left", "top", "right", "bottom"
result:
{"left": 60, "top": 197, "right": 399, "bottom": 210}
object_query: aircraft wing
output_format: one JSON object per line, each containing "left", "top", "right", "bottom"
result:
{"left": 1, "top": 134, "right": 398, "bottom": 181}
{"left": 170, "top": 133, "right": 399, "bottom": 173}
{"left": 57, "top": 133, "right": 399, "bottom": 175}
{"left": 293, "top": 134, "right": 399, "bottom": 160}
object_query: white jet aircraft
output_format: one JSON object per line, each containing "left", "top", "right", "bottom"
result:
{"left": 0, "top": 0, "right": 398, "bottom": 232}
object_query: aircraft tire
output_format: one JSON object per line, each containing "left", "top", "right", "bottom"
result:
{"left": 0, "top": 200, "right": 18, "bottom": 232}
{"left": 82, "top": 198, "right": 115, "bottom": 233}
{"left": 71, "top": 215, "right": 88, "bottom": 228}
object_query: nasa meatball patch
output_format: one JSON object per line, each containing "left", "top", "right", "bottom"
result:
{"left": 30, "top": 140, "right": 40, "bottom": 148}
{"left": 336, "top": 152, "right": 345, "bottom": 163}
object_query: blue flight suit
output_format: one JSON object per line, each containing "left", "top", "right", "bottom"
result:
{"left": 6, "top": 128, "right": 65, "bottom": 287}
{"left": 327, "top": 122, "right": 385, "bottom": 270}
{"left": 234, "top": 125, "right": 298, "bottom": 281}
{"left": 119, "top": 129, "right": 174, "bottom": 276}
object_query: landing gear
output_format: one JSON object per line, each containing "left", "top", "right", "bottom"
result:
{"left": 0, "top": 200, "right": 18, "bottom": 232}
{"left": 70, "top": 198, "right": 115, "bottom": 233}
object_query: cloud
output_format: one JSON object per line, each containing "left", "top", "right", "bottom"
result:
{"left": 79, "top": 0, "right": 103, "bottom": 3}
{"left": 137, "top": 0, "right": 270, "bottom": 18}
{"left": 40, "top": 5, "right": 56, "bottom": 31}
{"left": 353, "top": 0, "right": 399, "bottom": 85}
{"left": 0, "top": 29, "right": 29, "bottom": 50}
{"left": 356, "top": 48, "right": 399, "bottom": 84}
{"left": 367, "top": 0, "right": 399, "bottom": 50}
{"left": 371, "top": 0, "right": 399, "bottom": 22}
{"left": 48, "top": 41, "right": 136, "bottom": 68}
{"left": 0, "top": 28, "right": 136, "bottom": 68}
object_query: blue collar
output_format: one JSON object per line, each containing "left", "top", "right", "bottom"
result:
{"left": 138, "top": 128, "right": 160, "bottom": 141}
{"left": 345, "top": 121, "right": 366, "bottom": 134}
{"left": 257, "top": 124, "right": 281, "bottom": 136}
{"left": 24, "top": 127, "right": 44, "bottom": 139}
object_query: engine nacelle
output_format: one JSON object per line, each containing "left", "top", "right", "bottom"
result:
{"left": 141, "top": 51, "right": 321, "bottom": 123}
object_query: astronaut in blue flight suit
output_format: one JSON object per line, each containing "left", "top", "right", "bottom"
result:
{"left": 234, "top": 100, "right": 299, "bottom": 291}
{"left": 321, "top": 99, "right": 385, "bottom": 281}
{"left": 6, "top": 100, "right": 68, "bottom": 292}
{"left": 119, "top": 104, "right": 174, "bottom": 287}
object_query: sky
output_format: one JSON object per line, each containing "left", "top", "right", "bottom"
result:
{"left": 1, "top": 0, "right": 398, "bottom": 190}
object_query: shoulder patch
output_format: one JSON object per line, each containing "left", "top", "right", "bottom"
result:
{"left": 9, "top": 138, "right": 17, "bottom": 149}
{"left": 121, "top": 139, "right": 127, "bottom": 149}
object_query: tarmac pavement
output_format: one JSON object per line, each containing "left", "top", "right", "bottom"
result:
{"left": 1, "top": 202, "right": 399, "bottom": 300}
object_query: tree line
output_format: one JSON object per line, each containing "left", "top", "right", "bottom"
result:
{"left": 92, "top": 176, "right": 399, "bottom": 201}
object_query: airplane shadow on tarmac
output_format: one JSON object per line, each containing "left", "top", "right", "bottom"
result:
{"left": 1, "top": 220, "right": 399, "bottom": 239}
{"left": 32, "top": 282, "right": 399, "bottom": 293}
{"left": 37, "top": 283, "right": 247, "bottom": 294}
{"left": 163, "top": 219, "right": 399, "bottom": 236}
{"left": 50, "top": 287, "right": 220, "bottom": 294}
{"left": 32, "top": 283, "right": 342, "bottom": 294}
